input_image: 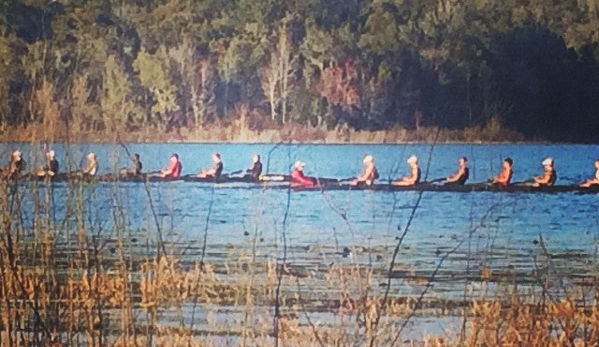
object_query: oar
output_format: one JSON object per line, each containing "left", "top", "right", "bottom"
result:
{"left": 338, "top": 177, "right": 356, "bottom": 183}
{"left": 260, "top": 174, "right": 287, "bottom": 182}
{"left": 426, "top": 177, "right": 446, "bottom": 184}
{"left": 314, "top": 177, "right": 342, "bottom": 185}
{"left": 512, "top": 179, "right": 534, "bottom": 186}
{"left": 228, "top": 170, "right": 243, "bottom": 176}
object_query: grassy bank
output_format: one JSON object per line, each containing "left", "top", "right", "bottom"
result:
{"left": 0, "top": 116, "right": 527, "bottom": 144}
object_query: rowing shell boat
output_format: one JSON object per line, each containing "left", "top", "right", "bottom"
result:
{"left": 12, "top": 172, "right": 288, "bottom": 183}
{"left": 285, "top": 183, "right": 599, "bottom": 194}
{"left": 5, "top": 172, "right": 599, "bottom": 194}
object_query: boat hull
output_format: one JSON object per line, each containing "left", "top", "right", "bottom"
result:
{"left": 4, "top": 173, "right": 598, "bottom": 194}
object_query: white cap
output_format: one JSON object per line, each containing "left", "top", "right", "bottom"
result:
{"left": 12, "top": 150, "right": 21, "bottom": 158}
{"left": 407, "top": 155, "right": 418, "bottom": 164}
{"left": 294, "top": 161, "right": 306, "bottom": 169}
{"left": 363, "top": 155, "right": 374, "bottom": 164}
{"left": 47, "top": 150, "right": 55, "bottom": 158}
{"left": 542, "top": 157, "right": 553, "bottom": 166}
{"left": 87, "top": 152, "right": 96, "bottom": 159}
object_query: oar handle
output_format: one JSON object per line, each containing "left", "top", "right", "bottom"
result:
{"left": 336, "top": 177, "right": 358, "bottom": 185}
{"left": 512, "top": 179, "right": 534, "bottom": 186}
{"left": 426, "top": 177, "right": 446, "bottom": 184}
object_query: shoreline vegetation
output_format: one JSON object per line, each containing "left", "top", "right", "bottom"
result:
{"left": 0, "top": 116, "right": 532, "bottom": 144}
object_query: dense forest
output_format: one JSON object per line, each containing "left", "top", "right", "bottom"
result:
{"left": 0, "top": 0, "right": 598, "bottom": 142}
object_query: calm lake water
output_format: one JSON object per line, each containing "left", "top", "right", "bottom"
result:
{"left": 3, "top": 143, "right": 599, "bottom": 298}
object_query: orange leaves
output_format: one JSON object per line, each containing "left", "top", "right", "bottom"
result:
{"left": 317, "top": 60, "right": 361, "bottom": 109}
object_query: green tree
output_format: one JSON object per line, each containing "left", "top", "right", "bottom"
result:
{"left": 102, "top": 54, "right": 135, "bottom": 135}
{"left": 133, "top": 48, "right": 179, "bottom": 127}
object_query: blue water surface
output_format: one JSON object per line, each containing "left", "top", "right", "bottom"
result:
{"left": 2, "top": 143, "right": 599, "bottom": 298}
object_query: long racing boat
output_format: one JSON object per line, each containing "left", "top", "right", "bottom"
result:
{"left": 3, "top": 172, "right": 598, "bottom": 194}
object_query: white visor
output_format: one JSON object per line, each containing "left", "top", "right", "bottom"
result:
{"left": 542, "top": 158, "right": 553, "bottom": 166}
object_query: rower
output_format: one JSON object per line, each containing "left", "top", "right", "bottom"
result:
{"left": 350, "top": 155, "right": 379, "bottom": 186}
{"left": 392, "top": 155, "right": 420, "bottom": 186}
{"left": 37, "top": 150, "right": 59, "bottom": 176}
{"left": 445, "top": 157, "right": 469, "bottom": 185}
{"left": 197, "top": 153, "right": 223, "bottom": 178}
{"left": 132, "top": 153, "right": 143, "bottom": 175}
{"left": 83, "top": 152, "right": 98, "bottom": 176}
{"left": 579, "top": 158, "right": 599, "bottom": 187}
{"left": 290, "top": 161, "right": 315, "bottom": 186}
{"left": 6, "top": 150, "right": 26, "bottom": 179}
{"left": 531, "top": 157, "right": 557, "bottom": 187}
{"left": 160, "top": 153, "right": 182, "bottom": 178}
{"left": 490, "top": 158, "right": 513, "bottom": 186}
{"left": 246, "top": 154, "right": 262, "bottom": 180}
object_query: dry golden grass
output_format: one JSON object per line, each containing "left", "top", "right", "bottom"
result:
{"left": 0, "top": 116, "right": 527, "bottom": 144}
{"left": 2, "top": 236, "right": 599, "bottom": 347}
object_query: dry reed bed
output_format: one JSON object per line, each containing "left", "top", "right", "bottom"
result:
{"left": 0, "top": 118, "right": 525, "bottom": 144}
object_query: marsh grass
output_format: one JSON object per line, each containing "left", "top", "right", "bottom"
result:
{"left": 0, "top": 118, "right": 525, "bottom": 144}
{"left": 0, "top": 149, "right": 597, "bottom": 347}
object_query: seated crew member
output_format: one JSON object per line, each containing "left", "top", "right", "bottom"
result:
{"left": 160, "top": 153, "right": 182, "bottom": 178}
{"left": 37, "top": 150, "right": 59, "bottom": 176}
{"left": 532, "top": 157, "right": 557, "bottom": 187}
{"left": 131, "top": 153, "right": 143, "bottom": 175}
{"left": 350, "top": 155, "right": 379, "bottom": 186}
{"left": 197, "top": 153, "right": 223, "bottom": 178}
{"left": 83, "top": 152, "right": 98, "bottom": 176}
{"left": 290, "top": 161, "right": 315, "bottom": 186}
{"left": 246, "top": 154, "right": 262, "bottom": 180}
{"left": 579, "top": 158, "right": 599, "bottom": 187}
{"left": 392, "top": 155, "right": 420, "bottom": 186}
{"left": 6, "top": 150, "right": 26, "bottom": 179}
{"left": 445, "top": 157, "right": 469, "bottom": 185}
{"left": 490, "top": 158, "right": 513, "bottom": 186}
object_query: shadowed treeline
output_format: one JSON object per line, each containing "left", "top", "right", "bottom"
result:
{"left": 0, "top": 0, "right": 598, "bottom": 142}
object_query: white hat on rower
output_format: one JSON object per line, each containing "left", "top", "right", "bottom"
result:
{"left": 542, "top": 157, "right": 553, "bottom": 166}
{"left": 407, "top": 155, "right": 418, "bottom": 164}
{"left": 363, "top": 155, "right": 374, "bottom": 164}
{"left": 12, "top": 150, "right": 21, "bottom": 158}
{"left": 294, "top": 161, "right": 306, "bottom": 169}
{"left": 87, "top": 152, "right": 96, "bottom": 159}
{"left": 47, "top": 150, "right": 55, "bottom": 158}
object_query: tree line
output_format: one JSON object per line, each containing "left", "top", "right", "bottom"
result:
{"left": 1, "top": 0, "right": 598, "bottom": 142}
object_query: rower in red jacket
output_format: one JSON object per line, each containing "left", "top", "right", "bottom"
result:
{"left": 160, "top": 153, "right": 182, "bottom": 178}
{"left": 290, "top": 161, "right": 315, "bottom": 186}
